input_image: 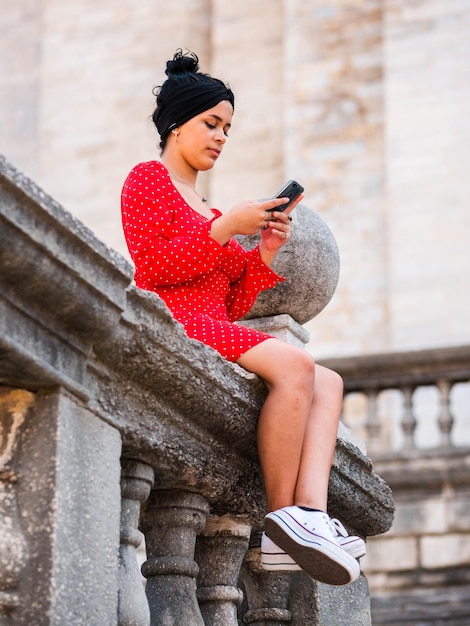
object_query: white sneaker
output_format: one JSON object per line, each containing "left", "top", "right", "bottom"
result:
{"left": 261, "top": 520, "right": 366, "bottom": 571}
{"left": 330, "top": 518, "right": 366, "bottom": 559}
{"left": 261, "top": 533, "right": 302, "bottom": 571}
{"left": 264, "top": 506, "right": 361, "bottom": 585}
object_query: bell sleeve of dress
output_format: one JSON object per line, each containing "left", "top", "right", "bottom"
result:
{"left": 224, "top": 243, "right": 285, "bottom": 322}
{"left": 121, "top": 161, "right": 226, "bottom": 290}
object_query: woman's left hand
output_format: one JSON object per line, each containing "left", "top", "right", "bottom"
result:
{"left": 258, "top": 193, "right": 303, "bottom": 265}
{"left": 260, "top": 209, "right": 292, "bottom": 248}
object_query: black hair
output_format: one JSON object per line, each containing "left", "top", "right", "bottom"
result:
{"left": 151, "top": 49, "right": 235, "bottom": 150}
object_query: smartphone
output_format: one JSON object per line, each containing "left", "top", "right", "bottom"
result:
{"left": 268, "top": 179, "right": 304, "bottom": 212}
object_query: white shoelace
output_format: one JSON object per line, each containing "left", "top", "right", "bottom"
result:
{"left": 329, "top": 517, "right": 350, "bottom": 539}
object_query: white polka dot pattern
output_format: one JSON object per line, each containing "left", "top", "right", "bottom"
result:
{"left": 121, "top": 160, "right": 285, "bottom": 361}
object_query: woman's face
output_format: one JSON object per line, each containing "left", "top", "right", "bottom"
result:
{"left": 173, "top": 100, "right": 233, "bottom": 171}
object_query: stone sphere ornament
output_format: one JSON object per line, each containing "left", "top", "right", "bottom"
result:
{"left": 235, "top": 203, "right": 340, "bottom": 326}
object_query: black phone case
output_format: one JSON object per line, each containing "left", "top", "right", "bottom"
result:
{"left": 269, "top": 179, "right": 304, "bottom": 211}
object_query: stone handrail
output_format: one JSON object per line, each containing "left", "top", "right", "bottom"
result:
{"left": 0, "top": 156, "right": 394, "bottom": 625}
{"left": 320, "top": 346, "right": 470, "bottom": 455}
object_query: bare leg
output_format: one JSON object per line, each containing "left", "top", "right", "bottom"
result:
{"left": 295, "top": 364, "right": 343, "bottom": 510}
{"left": 237, "top": 338, "right": 343, "bottom": 513}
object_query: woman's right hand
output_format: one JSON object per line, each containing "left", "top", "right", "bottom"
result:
{"left": 210, "top": 197, "right": 292, "bottom": 245}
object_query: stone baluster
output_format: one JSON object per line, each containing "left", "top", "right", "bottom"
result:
{"left": 118, "top": 459, "right": 154, "bottom": 626}
{"left": 195, "top": 515, "right": 251, "bottom": 626}
{"left": 436, "top": 379, "right": 455, "bottom": 448}
{"left": 364, "top": 389, "right": 381, "bottom": 453}
{"left": 400, "top": 386, "right": 417, "bottom": 451}
{"left": 239, "top": 533, "right": 293, "bottom": 625}
{"left": 0, "top": 388, "right": 34, "bottom": 619}
{"left": 141, "top": 490, "right": 209, "bottom": 626}
{"left": 0, "top": 480, "right": 29, "bottom": 619}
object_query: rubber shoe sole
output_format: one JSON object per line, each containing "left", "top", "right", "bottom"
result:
{"left": 261, "top": 533, "right": 302, "bottom": 571}
{"left": 261, "top": 532, "right": 365, "bottom": 571}
{"left": 264, "top": 507, "right": 360, "bottom": 585}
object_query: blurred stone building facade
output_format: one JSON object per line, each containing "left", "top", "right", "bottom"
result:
{"left": 3, "top": 0, "right": 470, "bottom": 360}
{"left": 2, "top": 1, "right": 470, "bottom": 624}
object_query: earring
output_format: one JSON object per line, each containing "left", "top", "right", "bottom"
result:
{"left": 172, "top": 129, "right": 179, "bottom": 139}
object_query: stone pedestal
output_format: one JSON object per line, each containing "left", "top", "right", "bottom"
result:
{"left": 0, "top": 387, "right": 122, "bottom": 626}
{"left": 238, "top": 314, "right": 309, "bottom": 349}
{"left": 195, "top": 516, "right": 251, "bottom": 626}
{"left": 141, "top": 490, "right": 210, "bottom": 626}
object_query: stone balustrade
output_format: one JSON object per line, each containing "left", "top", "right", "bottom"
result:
{"left": 321, "top": 346, "right": 470, "bottom": 455}
{"left": 0, "top": 156, "right": 394, "bottom": 625}
{"left": 319, "top": 349, "right": 470, "bottom": 624}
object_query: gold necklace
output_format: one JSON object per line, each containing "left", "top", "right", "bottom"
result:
{"left": 167, "top": 168, "right": 208, "bottom": 203}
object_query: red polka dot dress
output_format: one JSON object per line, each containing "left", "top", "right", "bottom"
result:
{"left": 121, "top": 161, "right": 285, "bottom": 362}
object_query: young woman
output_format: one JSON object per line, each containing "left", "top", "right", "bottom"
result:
{"left": 121, "top": 50, "right": 365, "bottom": 586}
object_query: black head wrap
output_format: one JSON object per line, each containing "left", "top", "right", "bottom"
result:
{"left": 153, "top": 50, "right": 235, "bottom": 146}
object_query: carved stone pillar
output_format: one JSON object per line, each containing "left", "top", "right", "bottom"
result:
{"left": 437, "top": 378, "right": 455, "bottom": 447}
{"left": 5, "top": 387, "right": 123, "bottom": 625}
{"left": 195, "top": 515, "right": 251, "bottom": 625}
{"left": 240, "top": 533, "right": 294, "bottom": 626}
{"left": 240, "top": 532, "right": 323, "bottom": 625}
{"left": 141, "top": 490, "right": 209, "bottom": 626}
{"left": 0, "top": 388, "right": 34, "bottom": 619}
{"left": 118, "top": 459, "right": 154, "bottom": 626}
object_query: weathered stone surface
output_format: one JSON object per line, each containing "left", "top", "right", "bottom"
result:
{"left": 317, "top": 575, "right": 372, "bottom": 626}
{"left": 2, "top": 2, "right": 470, "bottom": 623}
{"left": 364, "top": 449, "right": 470, "bottom": 625}
{"left": 13, "top": 389, "right": 122, "bottom": 626}
{"left": 236, "top": 203, "right": 340, "bottom": 325}
{"left": 0, "top": 156, "right": 394, "bottom": 533}
{"left": 141, "top": 490, "right": 210, "bottom": 626}
{"left": 118, "top": 459, "right": 154, "bottom": 626}
{"left": 196, "top": 516, "right": 251, "bottom": 625}
{"left": 238, "top": 314, "right": 310, "bottom": 349}
{"left": 0, "top": 388, "right": 34, "bottom": 614}
{"left": 0, "top": 157, "right": 395, "bottom": 624}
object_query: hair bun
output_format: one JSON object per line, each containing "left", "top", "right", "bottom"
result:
{"left": 165, "top": 49, "right": 199, "bottom": 76}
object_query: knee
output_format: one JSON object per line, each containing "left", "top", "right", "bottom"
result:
{"left": 300, "top": 350, "right": 317, "bottom": 382}
{"left": 317, "top": 365, "right": 344, "bottom": 398}
{"left": 280, "top": 348, "right": 316, "bottom": 391}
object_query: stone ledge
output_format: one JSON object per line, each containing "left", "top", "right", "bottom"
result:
{"left": 0, "top": 156, "right": 394, "bottom": 533}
